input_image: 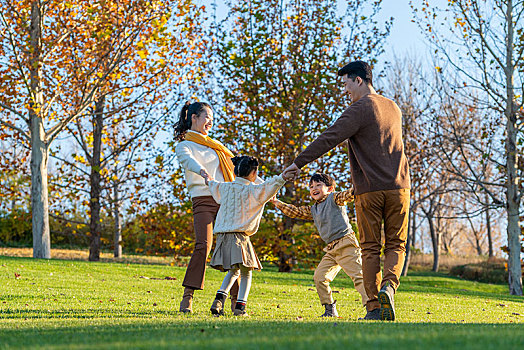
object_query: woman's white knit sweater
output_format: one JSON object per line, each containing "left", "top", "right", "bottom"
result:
{"left": 209, "top": 175, "right": 286, "bottom": 236}
{"left": 174, "top": 131, "right": 226, "bottom": 198}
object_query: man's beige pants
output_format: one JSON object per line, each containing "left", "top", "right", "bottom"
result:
{"left": 354, "top": 189, "right": 410, "bottom": 311}
{"left": 314, "top": 235, "right": 368, "bottom": 306}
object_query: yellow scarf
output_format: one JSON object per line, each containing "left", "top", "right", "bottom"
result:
{"left": 184, "top": 131, "right": 235, "bottom": 182}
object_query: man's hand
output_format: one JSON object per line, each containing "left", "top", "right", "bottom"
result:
{"left": 282, "top": 163, "right": 300, "bottom": 181}
{"left": 269, "top": 195, "right": 278, "bottom": 204}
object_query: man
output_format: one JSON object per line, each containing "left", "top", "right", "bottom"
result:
{"left": 283, "top": 61, "right": 410, "bottom": 321}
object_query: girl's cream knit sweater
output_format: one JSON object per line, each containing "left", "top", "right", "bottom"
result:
{"left": 209, "top": 175, "right": 286, "bottom": 236}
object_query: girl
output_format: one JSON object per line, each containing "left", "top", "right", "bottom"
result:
{"left": 174, "top": 101, "right": 239, "bottom": 313}
{"left": 202, "top": 156, "right": 286, "bottom": 316}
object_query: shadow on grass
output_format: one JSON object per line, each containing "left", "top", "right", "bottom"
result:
{"left": 1, "top": 319, "right": 523, "bottom": 350}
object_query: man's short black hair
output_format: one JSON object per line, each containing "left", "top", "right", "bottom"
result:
{"left": 309, "top": 173, "right": 336, "bottom": 189}
{"left": 338, "top": 60, "right": 373, "bottom": 86}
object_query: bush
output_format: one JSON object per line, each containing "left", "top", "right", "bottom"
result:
{"left": 449, "top": 259, "right": 509, "bottom": 284}
{"left": 0, "top": 209, "right": 32, "bottom": 245}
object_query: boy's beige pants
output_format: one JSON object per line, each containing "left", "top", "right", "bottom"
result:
{"left": 314, "top": 235, "right": 368, "bottom": 306}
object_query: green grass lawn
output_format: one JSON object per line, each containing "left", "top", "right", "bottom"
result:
{"left": 0, "top": 255, "right": 523, "bottom": 349}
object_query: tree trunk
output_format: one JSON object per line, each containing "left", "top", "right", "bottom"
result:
{"left": 485, "top": 205, "right": 493, "bottom": 258}
{"left": 402, "top": 204, "right": 414, "bottom": 276}
{"left": 411, "top": 211, "right": 417, "bottom": 249}
{"left": 29, "top": 1, "right": 50, "bottom": 259}
{"left": 504, "top": 0, "right": 523, "bottom": 295}
{"left": 474, "top": 229, "right": 483, "bottom": 256}
{"left": 427, "top": 214, "right": 439, "bottom": 272}
{"left": 113, "top": 181, "right": 122, "bottom": 258}
{"left": 30, "top": 122, "right": 50, "bottom": 259}
{"left": 89, "top": 96, "right": 105, "bottom": 261}
{"left": 278, "top": 184, "right": 295, "bottom": 272}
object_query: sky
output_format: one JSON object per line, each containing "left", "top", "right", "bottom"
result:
{"left": 202, "top": 0, "right": 449, "bottom": 69}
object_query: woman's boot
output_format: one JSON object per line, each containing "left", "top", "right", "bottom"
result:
{"left": 179, "top": 287, "right": 194, "bottom": 313}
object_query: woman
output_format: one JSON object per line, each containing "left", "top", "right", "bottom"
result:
{"left": 174, "top": 101, "right": 239, "bottom": 313}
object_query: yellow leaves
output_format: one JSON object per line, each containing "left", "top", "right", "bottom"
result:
{"left": 73, "top": 153, "right": 86, "bottom": 163}
{"left": 121, "top": 88, "right": 133, "bottom": 97}
{"left": 138, "top": 50, "right": 148, "bottom": 59}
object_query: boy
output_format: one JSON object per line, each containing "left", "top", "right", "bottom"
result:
{"left": 271, "top": 173, "right": 368, "bottom": 317}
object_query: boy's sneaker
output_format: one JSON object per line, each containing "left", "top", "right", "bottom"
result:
{"left": 320, "top": 300, "right": 339, "bottom": 317}
{"left": 210, "top": 292, "right": 227, "bottom": 316}
{"left": 378, "top": 283, "right": 395, "bottom": 321}
{"left": 359, "top": 308, "right": 380, "bottom": 320}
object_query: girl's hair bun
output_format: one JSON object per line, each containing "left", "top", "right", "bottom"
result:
{"left": 231, "top": 156, "right": 242, "bottom": 166}
{"left": 232, "top": 155, "right": 259, "bottom": 177}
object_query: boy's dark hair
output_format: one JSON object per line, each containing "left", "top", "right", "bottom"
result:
{"left": 232, "top": 156, "right": 259, "bottom": 177}
{"left": 337, "top": 60, "right": 373, "bottom": 86}
{"left": 174, "top": 101, "right": 212, "bottom": 141}
{"left": 309, "top": 173, "right": 336, "bottom": 189}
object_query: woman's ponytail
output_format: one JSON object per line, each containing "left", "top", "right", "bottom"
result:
{"left": 174, "top": 101, "right": 212, "bottom": 141}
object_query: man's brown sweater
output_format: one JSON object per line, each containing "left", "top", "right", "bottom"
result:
{"left": 294, "top": 94, "right": 410, "bottom": 195}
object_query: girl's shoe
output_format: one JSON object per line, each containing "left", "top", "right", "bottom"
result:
{"left": 210, "top": 299, "right": 225, "bottom": 316}
{"left": 210, "top": 292, "right": 227, "bottom": 316}
{"left": 233, "top": 308, "right": 249, "bottom": 317}
{"left": 233, "top": 301, "right": 249, "bottom": 316}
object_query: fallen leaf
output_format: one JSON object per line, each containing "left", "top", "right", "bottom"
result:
{"left": 296, "top": 316, "right": 303, "bottom": 321}
{"left": 147, "top": 291, "right": 152, "bottom": 294}
{"left": 14, "top": 273, "right": 21, "bottom": 279}
{"left": 332, "top": 290, "right": 340, "bottom": 294}
{"left": 276, "top": 304, "right": 280, "bottom": 308}
{"left": 153, "top": 303, "right": 157, "bottom": 306}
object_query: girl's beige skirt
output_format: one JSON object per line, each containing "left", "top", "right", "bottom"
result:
{"left": 210, "top": 232, "right": 262, "bottom": 271}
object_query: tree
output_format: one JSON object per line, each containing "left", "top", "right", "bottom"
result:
{"left": 51, "top": 0, "right": 204, "bottom": 261}
{"left": 413, "top": 0, "right": 524, "bottom": 294}
{"left": 0, "top": 1, "right": 203, "bottom": 259}
{"left": 210, "top": 0, "right": 391, "bottom": 271}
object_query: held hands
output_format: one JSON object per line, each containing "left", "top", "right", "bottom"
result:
{"left": 282, "top": 163, "right": 300, "bottom": 181}
{"left": 200, "top": 169, "right": 213, "bottom": 185}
